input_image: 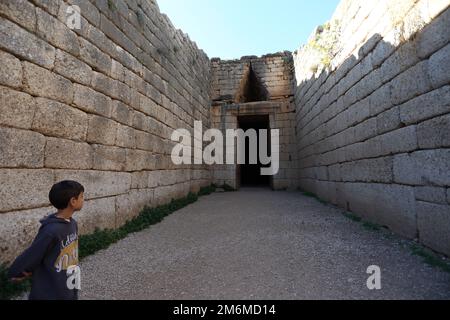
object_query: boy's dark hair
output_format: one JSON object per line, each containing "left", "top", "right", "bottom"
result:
{"left": 49, "top": 180, "right": 85, "bottom": 210}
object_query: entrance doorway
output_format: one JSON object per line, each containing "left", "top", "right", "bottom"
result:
{"left": 237, "top": 115, "right": 272, "bottom": 188}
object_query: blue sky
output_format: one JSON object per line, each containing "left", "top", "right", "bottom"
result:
{"left": 158, "top": 0, "right": 341, "bottom": 60}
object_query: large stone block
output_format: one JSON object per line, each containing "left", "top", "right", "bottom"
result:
{"left": 64, "top": 0, "right": 100, "bottom": 27}
{"left": 394, "top": 149, "right": 450, "bottom": 186}
{"left": 0, "top": 50, "right": 22, "bottom": 88}
{"left": 0, "top": 0, "right": 36, "bottom": 32}
{"left": 31, "top": 0, "right": 59, "bottom": 16}
{"left": 415, "top": 186, "right": 448, "bottom": 204}
{"left": 36, "top": 7, "right": 79, "bottom": 56}
{"left": 0, "top": 16, "right": 55, "bottom": 68}
{"left": 428, "top": 43, "right": 450, "bottom": 89}
{"left": 376, "top": 106, "right": 401, "bottom": 134}
{"left": 389, "top": 61, "right": 432, "bottom": 106}
{"left": 115, "top": 124, "right": 135, "bottom": 148}
{"left": 73, "top": 84, "right": 112, "bottom": 117}
{"left": 23, "top": 62, "right": 74, "bottom": 105}
{"left": 417, "top": 201, "right": 450, "bottom": 256}
{"left": 417, "top": 114, "right": 450, "bottom": 148}
{"left": 343, "top": 183, "right": 417, "bottom": 239}
{"left": 32, "top": 97, "right": 88, "bottom": 140}
{"left": 339, "top": 157, "right": 393, "bottom": 183}
{"left": 44, "top": 137, "right": 93, "bottom": 169}
{"left": 153, "top": 185, "right": 180, "bottom": 206}
{"left": 379, "top": 41, "right": 419, "bottom": 84}
{"left": 99, "top": 13, "right": 133, "bottom": 55}
{"left": 377, "top": 125, "right": 418, "bottom": 156}
{"left": 0, "top": 127, "right": 45, "bottom": 168}
{"left": 86, "top": 115, "right": 118, "bottom": 146}
{"left": 54, "top": 50, "right": 92, "bottom": 86}
{"left": 91, "top": 71, "right": 116, "bottom": 99}
{"left": 79, "top": 37, "right": 111, "bottom": 76}
{"left": 148, "top": 171, "right": 160, "bottom": 188}
{"left": 76, "top": 197, "right": 116, "bottom": 235}
{"left": 369, "top": 84, "right": 392, "bottom": 117}
{"left": 115, "top": 189, "right": 154, "bottom": 227}
{"left": 92, "top": 144, "right": 126, "bottom": 171}
{"left": 54, "top": 170, "right": 131, "bottom": 200}
{"left": 0, "top": 206, "right": 54, "bottom": 264}
{"left": 111, "top": 100, "right": 133, "bottom": 126}
{"left": 135, "top": 130, "right": 157, "bottom": 152}
{"left": 0, "top": 86, "right": 35, "bottom": 129}
{"left": 399, "top": 85, "right": 450, "bottom": 125}
{"left": 111, "top": 59, "right": 125, "bottom": 82}
{"left": 416, "top": 7, "right": 450, "bottom": 59}
{"left": 125, "top": 149, "right": 156, "bottom": 172}
{"left": 131, "top": 171, "right": 150, "bottom": 189}
{"left": 0, "top": 169, "right": 54, "bottom": 212}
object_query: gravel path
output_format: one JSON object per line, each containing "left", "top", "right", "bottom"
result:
{"left": 80, "top": 188, "right": 450, "bottom": 300}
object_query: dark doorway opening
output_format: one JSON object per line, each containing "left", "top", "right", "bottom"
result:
{"left": 238, "top": 115, "right": 271, "bottom": 188}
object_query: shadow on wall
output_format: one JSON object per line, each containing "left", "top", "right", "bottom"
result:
{"left": 235, "top": 62, "right": 269, "bottom": 103}
{"left": 293, "top": 11, "right": 450, "bottom": 257}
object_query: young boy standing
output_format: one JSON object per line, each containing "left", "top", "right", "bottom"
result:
{"left": 8, "top": 180, "right": 85, "bottom": 300}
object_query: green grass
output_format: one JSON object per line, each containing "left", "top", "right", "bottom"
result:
{"left": 301, "top": 191, "right": 327, "bottom": 205}
{"left": 362, "top": 221, "right": 382, "bottom": 232}
{"left": 410, "top": 244, "right": 450, "bottom": 274}
{"left": 219, "top": 183, "right": 236, "bottom": 192}
{"left": 0, "top": 264, "right": 31, "bottom": 300}
{"left": 107, "top": 0, "right": 117, "bottom": 11}
{"left": 300, "top": 188, "right": 450, "bottom": 275}
{"left": 302, "top": 191, "right": 317, "bottom": 198}
{"left": 341, "top": 211, "right": 450, "bottom": 273}
{"left": 342, "top": 211, "right": 384, "bottom": 232}
{"left": 0, "top": 184, "right": 217, "bottom": 300}
{"left": 343, "top": 212, "right": 362, "bottom": 223}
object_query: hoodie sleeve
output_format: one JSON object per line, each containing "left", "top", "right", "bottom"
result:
{"left": 7, "top": 230, "right": 56, "bottom": 279}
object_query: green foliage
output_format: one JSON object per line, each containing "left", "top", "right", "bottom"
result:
{"left": 362, "top": 221, "right": 382, "bottom": 232}
{"left": 79, "top": 189, "right": 206, "bottom": 259}
{"left": 136, "top": 11, "right": 145, "bottom": 27}
{"left": 410, "top": 244, "right": 450, "bottom": 274}
{"left": 157, "top": 47, "right": 169, "bottom": 57}
{"left": 0, "top": 185, "right": 216, "bottom": 300}
{"left": 343, "top": 211, "right": 383, "bottom": 230}
{"left": 302, "top": 191, "right": 317, "bottom": 198}
{"left": 221, "top": 184, "right": 236, "bottom": 192}
{"left": 107, "top": 0, "right": 117, "bottom": 11}
{"left": 342, "top": 212, "right": 450, "bottom": 273}
{"left": 301, "top": 191, "right": 327, "bottom": 204}
{"left": 305, "top": 20, "right": 341, "bottom": 70}
{"left": 343, "top": 212, "right": 362, "bottom": 223}
{"left": 197, "top": 185, "right": 216, "bottom": 196}
{"left": 0, "top": 263, "right": 31, "bottom": 300}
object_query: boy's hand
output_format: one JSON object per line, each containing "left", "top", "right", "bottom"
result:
{"left": 11, "top": 272, "right": 32, "bottom": 283}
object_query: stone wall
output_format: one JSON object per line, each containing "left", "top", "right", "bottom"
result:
{"left": 0, "top": 0, "right": 212, "bottom": 263}
{"left": 211, "top": 53, "right": 294, "bottom": 104}
{"left": 293, "top": 0, "right": 450, "bottom": 255}
{"left": 210, "top": 54, "right": 298, "bottom": 190}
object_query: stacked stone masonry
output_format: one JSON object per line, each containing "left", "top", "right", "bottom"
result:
{"left": 1, "top": 0, "right": 449, "bottom": 263}
{"left": 293, "top": 0, "right": 450, "bottom": 256}
{"left": 210, "top": 54, "right": 298, "bottom": 190}
{"left": 0, "top": 0, "right": 212, "bottom": 263}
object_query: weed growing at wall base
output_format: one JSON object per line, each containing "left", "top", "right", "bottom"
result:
{"left": 0, "top": 185, "right": 218, "bottom": 300}
{"left": 297, "top": 189, "right": 450, "bottom": 275}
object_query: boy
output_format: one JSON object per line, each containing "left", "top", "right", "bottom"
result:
{"left": 8, "top": 180, "right": 85, "bottom": 300}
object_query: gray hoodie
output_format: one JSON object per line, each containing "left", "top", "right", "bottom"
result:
{"left": 8, "top": 214, "right": 80, "bottom": 300}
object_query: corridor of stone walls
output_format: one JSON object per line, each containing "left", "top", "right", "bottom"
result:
{"left": 0, "top": 0, "right": 449, "bottom": 298}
